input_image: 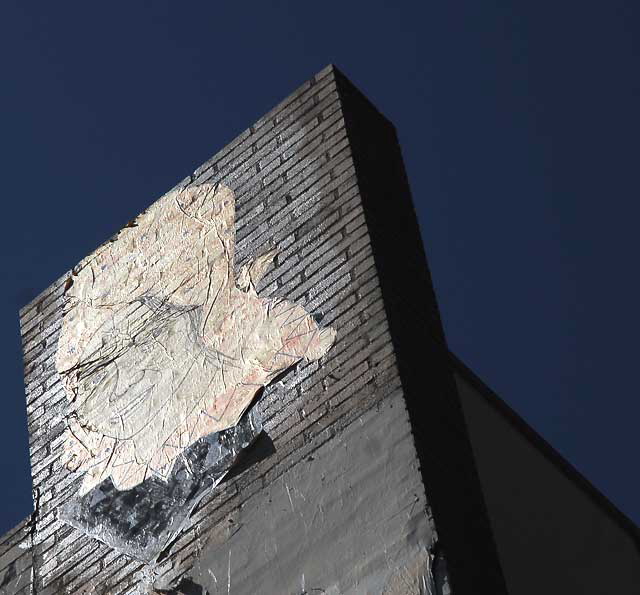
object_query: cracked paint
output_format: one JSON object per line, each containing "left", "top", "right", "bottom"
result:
{"left": 60, "top": 408, "right": 263, "bottom": 561}
{"left": 55, "top": 182, "right": 336, "bottom": 494}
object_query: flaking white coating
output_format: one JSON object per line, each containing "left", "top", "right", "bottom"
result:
{"left": 56, "top": 183, "right": 336, "bottom": 494}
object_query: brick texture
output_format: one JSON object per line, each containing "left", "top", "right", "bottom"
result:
{"left": 11, "top": 65, "right": 506, "bottom": 594}
{"left": 0, "top": 516, "right": 33, "bottom": 594}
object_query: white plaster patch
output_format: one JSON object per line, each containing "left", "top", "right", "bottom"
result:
{"left": 56, "top": 183, "right": 336, "bottom": 494}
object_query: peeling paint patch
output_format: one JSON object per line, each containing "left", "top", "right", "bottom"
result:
{"left": 61, "top": 407, "right": 263, "bottom": 561}
{"left": 55, "top": 182, "right": 336, "bottom": 494}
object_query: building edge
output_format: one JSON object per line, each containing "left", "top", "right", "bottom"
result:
{"left": 332, "top": 65, "right": 509, "bottom": 594}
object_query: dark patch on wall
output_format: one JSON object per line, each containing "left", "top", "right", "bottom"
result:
{"left": 60, "top": 408, "right": 263, "bottom": 562}
{"left": 223, "top": 432, "right": 276, "bottom": 482}
{"left": 0, "top": 560, "right": 17, "bottom": 589}
{"left": 159, "top": 576, "right": 209, "bottom": 595}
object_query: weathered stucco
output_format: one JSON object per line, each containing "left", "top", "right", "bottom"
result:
{"left": 56, "top": 182, "right": 336, "bottom": 495}
{"left": 172, "top": 393, "right": 443, "bottom": 595}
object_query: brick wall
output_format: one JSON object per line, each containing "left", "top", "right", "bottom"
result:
{"left": 0, "top": 517, "right": 32, "bottom": 594}
{"left": 12, "top": 65, "right": 505, "bottom": 594}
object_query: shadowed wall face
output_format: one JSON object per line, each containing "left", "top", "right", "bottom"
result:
{"left": 455, "top": 369, "right": 640, "bottom": 595}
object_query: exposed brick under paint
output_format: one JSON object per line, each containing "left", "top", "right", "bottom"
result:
{"left": 9, "top": 65, "right": 506, "bottom": 594}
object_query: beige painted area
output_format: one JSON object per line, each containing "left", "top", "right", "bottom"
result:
{"left": 381, "top": 548, "right": 432, "bottom": 594}
{"left": 55, "top": 183, "right": 336, "bottom": 494}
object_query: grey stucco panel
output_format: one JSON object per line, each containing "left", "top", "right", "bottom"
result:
{"left": 186, "top": 391, "right": 437, "bottom": 595}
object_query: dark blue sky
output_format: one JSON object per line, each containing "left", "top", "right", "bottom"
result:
{"left": 1, "top": 1, "right": 639, "bottom": 535}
